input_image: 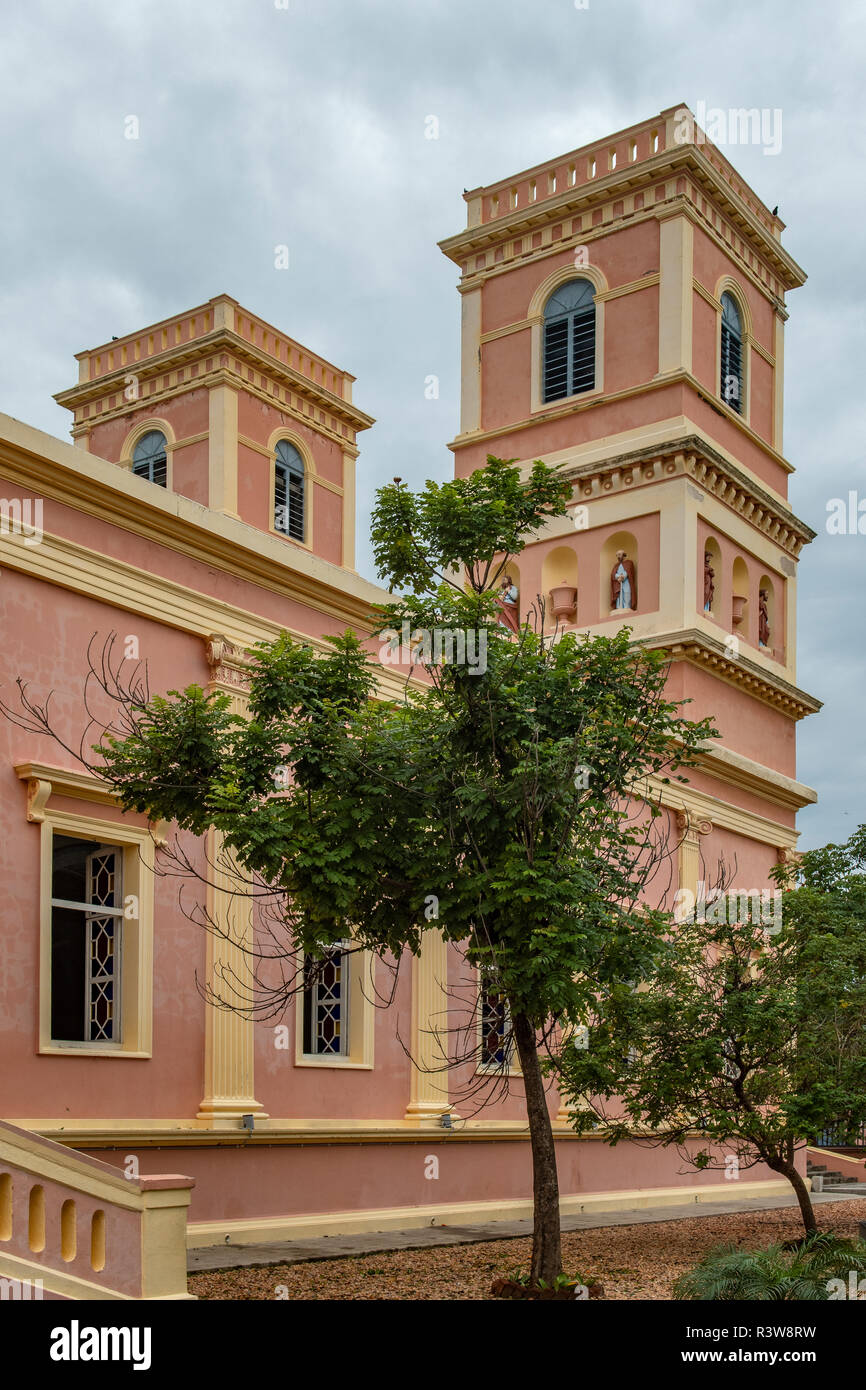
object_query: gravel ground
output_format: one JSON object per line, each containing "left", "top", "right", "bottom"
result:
{"left": 189, "top": 1197, "right": 866, "bottom": 1301}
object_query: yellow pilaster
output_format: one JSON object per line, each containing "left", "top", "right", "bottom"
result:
{"left": 197, "top": 636, "right": 267, "bottom": 1124}
{"left": 657, "top": 211, "right": 694, "bottom": 376}
{"left": 772, "top": 305, "right": 787, "bottom": 455}
{"left": 207, "top": 384, "right": 240, "bottom": 518}
{"left": 404, "top": 929, "right": 454, "bottom": 1123}
{"left": 676, "top": 810, "right": 714, "bottom": 899}
{"left": 459, "top": 286, "right": 483, "bottom": 434}
{"left": 341, "top": 449, "right": 357, "bottom": 570}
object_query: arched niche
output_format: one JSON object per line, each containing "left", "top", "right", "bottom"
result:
{"left": 542, "top": 544, "right": 578, "bottom": 624}
{"left": 758, "top": 574, "right": 775, "bottom": 653}
{"left": 702, "top": 537, "right": 722, "bottom": 618}
{"left": 601, "top": 530, "right": 638, "bottom": 616}
{"left": 732, "top": 556, "right": 750, "bottom": 633}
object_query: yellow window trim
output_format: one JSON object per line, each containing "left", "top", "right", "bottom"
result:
{"left": 15, "top": 764, "right": 157, "bottom": 1059}
{"left": 294, "top": 941, "right": 376, "bottom": 1071}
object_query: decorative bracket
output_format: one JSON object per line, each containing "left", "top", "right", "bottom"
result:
{"left": 25, "top": 777, "right": 52, "bottom": 823}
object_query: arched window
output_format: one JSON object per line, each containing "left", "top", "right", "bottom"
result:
{"left": 131, "top": 430, "right": 167, "bottom": 487}
{"left": 542, "top": 278, "right": 596, "bottom": 403}
{"left": 720, "top": 292, "right": 744, "bottom": 415}
{"left": 274, "top": 440, "right": 305, "bottom": 541}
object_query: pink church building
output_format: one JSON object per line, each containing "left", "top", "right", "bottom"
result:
{"left": 0, "top": 105, "right": 819, "bottom": 1295}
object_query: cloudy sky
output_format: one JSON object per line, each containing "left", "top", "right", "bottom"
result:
{"left": 0, "top": 0, "right": 862, "bottom": 849}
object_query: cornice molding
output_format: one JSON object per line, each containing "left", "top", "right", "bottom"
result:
{"left": 13, "top": 761, "right": 168, "bottom": 843}
{"left": 561, "top": 434, "right": 814, "bottom": 557}
{"left": 449, "top": 368, "right": 795, "bottom": 480}
{"left": 440, "top": 143, "right": 804, "bottom": 291}
{"left": 0, "top": 414, "right": 386, "bottom": 632}
{"left": 692, "top": 743, "right": 817, "bottom": 814}
{"left": 0, "top": 520, "right": 415, "bottom": 707}
{"left": 641, "top": 627, "right": 822, "bottom": 720}
{"left": 55, "top": 327, "right": 375, "bottom": 437}
{"left": 648, "top": 774, "right": 799, "bottom": 851}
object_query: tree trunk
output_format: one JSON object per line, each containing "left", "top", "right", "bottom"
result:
{"left": 766, "top": 1153, "right": 817, "bottom": 1236}
{"left": 511, "top": 1010, "right": 562, "bottom": 1285}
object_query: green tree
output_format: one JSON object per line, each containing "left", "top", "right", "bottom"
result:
{"left": 7, "top": 456, "right": 716, "bottom": 1286}
{"left": 559, "top": 827, "right": 866, "bottom": 1236}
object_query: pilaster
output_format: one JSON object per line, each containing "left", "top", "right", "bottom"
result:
{"left": 197, "top": 635, "right": 267, "bottom": 1124}
{"left": 404, "top": 930, "right": 455, "bottom": 1123}
{"left": 207, "top": 384, "right": 240, "bottom": 519}
{"left": 657, "top": 211, "right": 694, "bottom": 377}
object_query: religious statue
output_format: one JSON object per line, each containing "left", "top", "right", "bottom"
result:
{"left": 610, "top": 550, "right": 637, "bottom": 610}
{"left": 496, "top": 574, "right": 520, "bottom": 635}
{"left": 703, "top": 551, "right": 715, "bottom": 612}
{"left": 758, "top": 588, "right": 770, "bottom": 648}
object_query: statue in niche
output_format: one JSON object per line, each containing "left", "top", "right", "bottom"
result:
{"left": 758, "top": 588, "right": 771, "bottom": 648}
{"left": 703, "top": 551, "right": 715, "bottom": 612}
{"left": 610, "top": 550, "right": 637, "bottom": 610}
{"left": 496, "top": 574, "right": 520, "bottom": 635}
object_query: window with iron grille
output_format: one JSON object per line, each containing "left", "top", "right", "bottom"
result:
{"left": 720, "top": 292, "right": 744, "bottom": 414}
{"left": 479, "top": 979, "right": 513, "bottom": 1068}
{"left": 50, "top": 835, "right": 122, "bottom": 1044}
{"left": 542, "top": 278, "right": 596, "bottom": 403}
{"left": 274, "top": 440, "right": 305, "bottom": 541}
{"left": 131, "top": 430, "right": 168, "bottom": 487}
{"left": 302, "top": 945, "right": 348, "bottom": 1056}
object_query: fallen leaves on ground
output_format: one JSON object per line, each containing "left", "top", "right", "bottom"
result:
{"left": 188, "top": 1197, "right": 866, "bottom": 1301}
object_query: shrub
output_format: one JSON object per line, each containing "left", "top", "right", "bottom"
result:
{"left": 674, "top": 1233, "right": 866, "bottom": 1301}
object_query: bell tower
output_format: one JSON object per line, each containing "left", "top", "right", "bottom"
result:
{"left": 439, "top": 103, "right": 820, "bottom": 889}
{"left": 54, "top": 294, "right": 374, "bottom": 570}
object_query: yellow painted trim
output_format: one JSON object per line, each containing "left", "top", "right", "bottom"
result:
{"left": 118, "top": 417, "right": 176, "bottom": 492}
{"left": 713, "top": 275, "right": 751, "bottom": 426}
{"left": 0, "top": 517, "right": 413, "bottom": 705}
{"left": 479, "top": 274, "right": 659, "bottom": 347}
{"left": 405, "top": 930, "right": 455, "bottom": 1121}
{"left": 0, "top": 1120, "right": 193, "bottom": 1299}
{"left": 648, "top": 774, "right": 798, "bottom": 850}
{"left": 263, "top": 426, "right": 315, "bottom": 550}
{"left": 713, "top": 273, "right": 754, "bottom": 339}
{"left": 449, "top": 368, "right": 791, "bottom": 476}
{"left": 207, "top": 383, "right": 239, "bottom": 517}
{"left": 341, "top": 450, "right": 356, "bottom": 570}
{"left": 773, "top": 308, "right": 786, "bottom": 454}
{"left": 170, "top": 430, "right": 210, "bottom": 451}
{"left": 294, "top": 942, "right": 376, "bottom": 1071}
{"left": 197, "top": 659, "right": 266, "bottom": 1123}
{"left": 460, "top": 285, "right": 483, "bottom": 434}
{"left": 657, "top": 212, "right": 693, "bottom": 376}
{"left": 28, "top": 804, "right": 155, "bottom": 1058}
{"left": 186, "top": 1179, "right": 795, "bottom": 1247}
{"left": 596, "top": 272, "right": 660, "bottom": 303}
{"left": 527, "top": 261, "right": 607, "bottom": 415}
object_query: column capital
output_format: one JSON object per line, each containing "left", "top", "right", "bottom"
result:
{"left": 205, "top": 634, "right": 254, "bottom": 696}
{"left": 676, "top": 809, "right": 713, "bottom": 843}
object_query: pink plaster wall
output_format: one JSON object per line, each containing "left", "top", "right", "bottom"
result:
{"left": 666, "top": 662, "right": 797, "bottom": 777}
{"left": 0, "top": 569, "right": 210, "bottom": 1120}
{"left": 91, "top": 1138, "right": 798, "bottom": 1226}
{"left": 254, "top": 953, "right": 413, "bottom": 1120}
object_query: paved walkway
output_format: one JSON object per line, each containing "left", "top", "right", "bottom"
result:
{"left": 188, "top": 1189, "right": 865, "bottom": 1271}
